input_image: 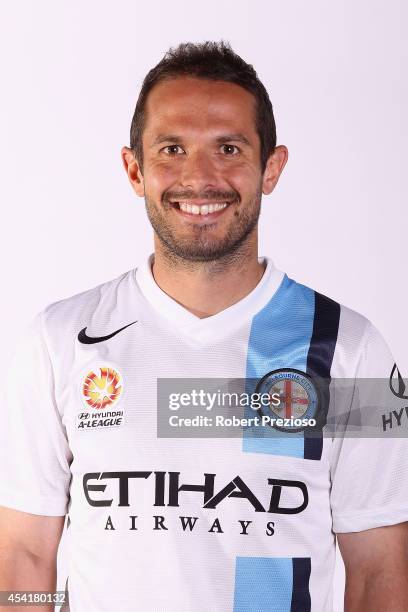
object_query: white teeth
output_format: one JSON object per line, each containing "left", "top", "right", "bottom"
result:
{"left": 179, "top": 202, "right": 229, "bottom": 215}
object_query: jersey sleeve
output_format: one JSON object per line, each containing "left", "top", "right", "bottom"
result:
{"left": 330, "top": 320, "right": 408, "bottom": 533}
{"left": 0, "top": 310, "right": 72, "bottom": 516}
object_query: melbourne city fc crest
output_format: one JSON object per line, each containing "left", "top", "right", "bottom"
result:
{"left": 77, "top": 364, "right": 125, "bottom": 431}
{"left": 255, "top": 368, "right": 321, "bottom": 432}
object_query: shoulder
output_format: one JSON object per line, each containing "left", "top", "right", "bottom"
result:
{"left": 284, "top": 274, "right": 391, "bottom": 375}
{"left": 43, "top": 268, "right": 134, "bottom": 324}
{"left": 284, "top": 274, "right": 371, "bottom": 335}
{"left": 33, "top": 267, "right": 138, "bottom": 355}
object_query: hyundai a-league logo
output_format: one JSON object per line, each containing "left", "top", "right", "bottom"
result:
{"left": 77, "top": 364, "right": 124, "bottom": 431}
{"left": 82, "top": 366, "right": 122, "bottom": 409}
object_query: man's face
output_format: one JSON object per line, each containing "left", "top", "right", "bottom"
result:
{"left": 136, "top": 77, "right": 268, "bottom": 262}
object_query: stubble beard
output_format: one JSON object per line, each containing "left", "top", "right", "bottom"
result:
{"left": 144, "top": 187, "right": 263, "bottom": 265}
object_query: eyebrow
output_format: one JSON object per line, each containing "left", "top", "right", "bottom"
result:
{"left": 152, "top": 134, "right": 182, "bottom": 146}
{"left": 151, "top": 133, "right": 252, "bottom": 147}
{"left": 215, "top": 133, "right": 251, "bottom": 146}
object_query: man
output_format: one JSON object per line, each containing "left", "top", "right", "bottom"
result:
{"left": 0, "top": 41, "right": 407, "bottom": 612}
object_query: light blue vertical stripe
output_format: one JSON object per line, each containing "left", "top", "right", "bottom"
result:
{"left": 243, "top": 275, "right": 315, "bottom": 458}
{"left": 233, "top": 556, "right": 293, "bottom": 612}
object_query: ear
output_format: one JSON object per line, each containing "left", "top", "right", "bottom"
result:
{"left": 121, "top": 146, "right": 145, "bottom": 197}
{"left": 261, "top": 145, "right": 289, "bottom": 195}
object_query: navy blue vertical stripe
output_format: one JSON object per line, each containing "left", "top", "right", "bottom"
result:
{"left": 290, "top": 558, "right": 311, "bottom": 611}
{"left": 304, "top": 292, "right": 340, "bottom": 460}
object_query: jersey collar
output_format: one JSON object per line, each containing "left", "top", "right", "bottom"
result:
{"left": 134, "top": 253, "right": 285, "bottom": 344}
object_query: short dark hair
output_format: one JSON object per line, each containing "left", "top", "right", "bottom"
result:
{"left": 129, "top": 40, "right": 276, "bottom": 174}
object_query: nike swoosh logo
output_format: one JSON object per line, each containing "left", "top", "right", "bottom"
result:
{"left": 78, "top": 321, "right": 138, "bottom": 344}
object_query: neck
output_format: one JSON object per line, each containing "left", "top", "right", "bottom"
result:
{"left": 150, "top": 237, "right": 266, "bottom": 318}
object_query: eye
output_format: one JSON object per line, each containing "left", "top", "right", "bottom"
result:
{"left": 221, "top": 144, "right": 240, "bottom": 155}
{"left": 162, "top": 145, "right": 185, "bottom": 155}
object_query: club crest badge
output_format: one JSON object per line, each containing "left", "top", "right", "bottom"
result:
{"left": 255, "top": 368, "right": 322, "bottom": 432}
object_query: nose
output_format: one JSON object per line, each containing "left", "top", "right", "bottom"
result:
{"left": 179, "top": 150, "right": 219, "bottom": 191}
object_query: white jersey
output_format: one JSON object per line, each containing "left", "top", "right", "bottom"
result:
{"left": 1, "top": 255, "right": 407, "bottom": 612}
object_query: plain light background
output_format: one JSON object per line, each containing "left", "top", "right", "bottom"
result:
{"left": 1, "top": 1, "right": 406, "bottom": 610}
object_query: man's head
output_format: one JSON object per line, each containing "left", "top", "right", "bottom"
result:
{"left": 122, "top": 41, "right": 288, "bottom": 263}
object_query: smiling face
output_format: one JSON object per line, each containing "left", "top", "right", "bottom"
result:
{"left": 123, "top": 76, "right": 287, "bottom": 263}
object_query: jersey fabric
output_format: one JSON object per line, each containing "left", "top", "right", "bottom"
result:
{"left": 1, "top": 254, "right": 407, "bottom": 612}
